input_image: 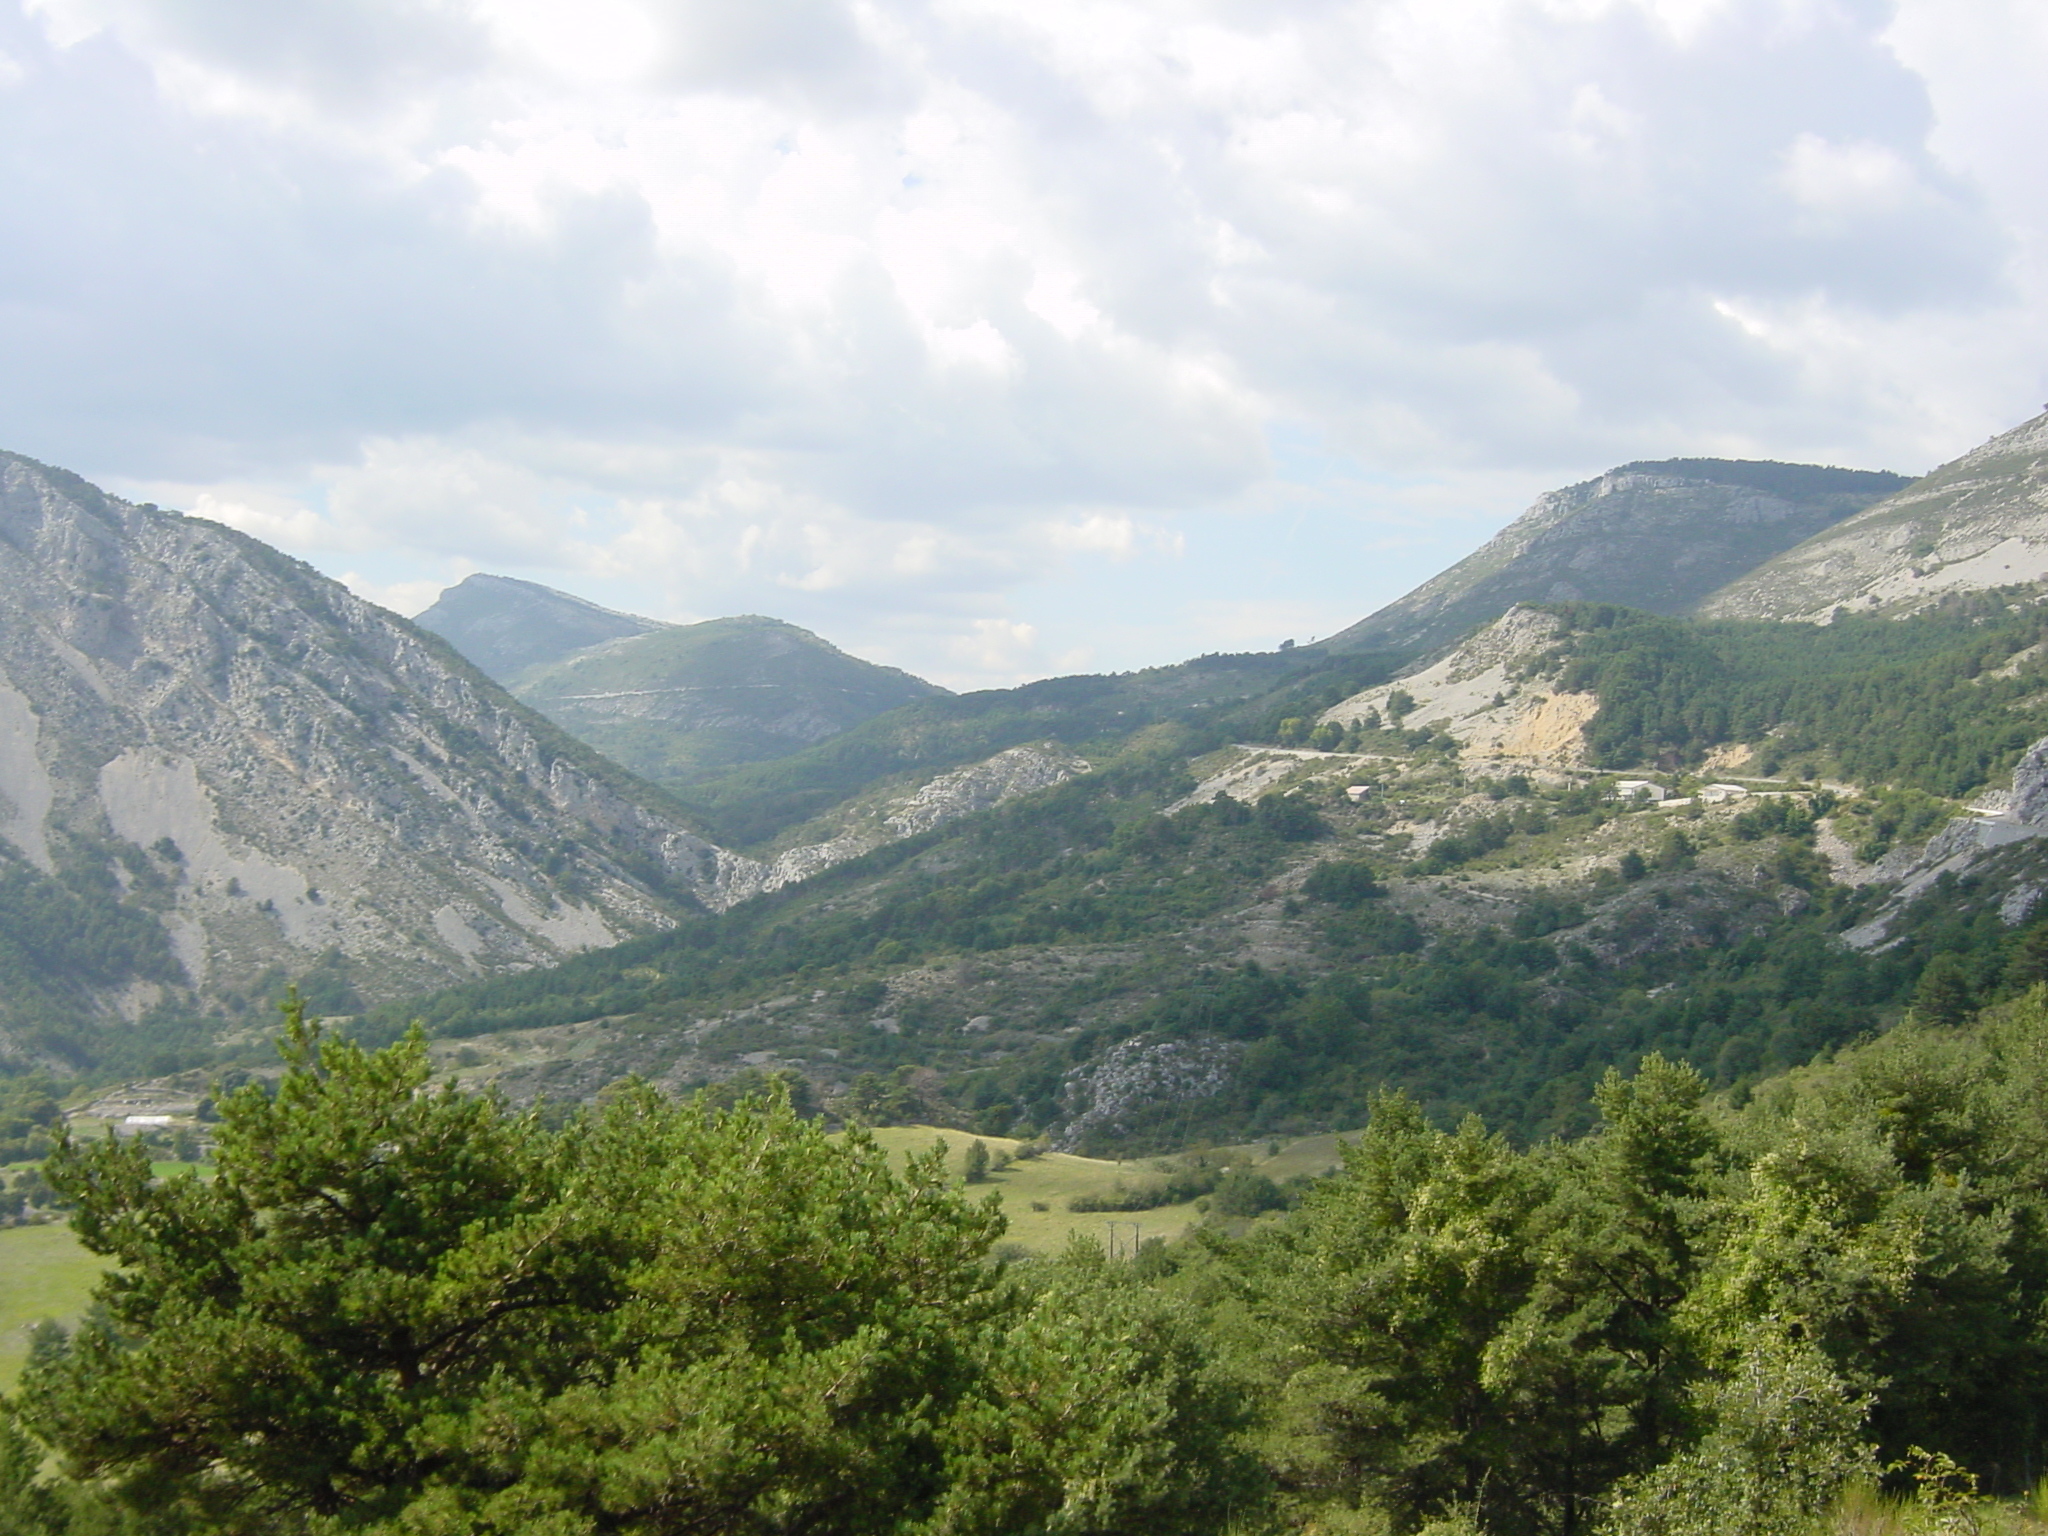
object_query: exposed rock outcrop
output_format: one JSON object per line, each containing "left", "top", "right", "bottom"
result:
{"left": 1700, "top": 413, "right": 2048, "bottom": 623}
{"left": 1841, "top": 731, "right": 2048, "bottom": 947}
{"left": 1318, "top": 606, "right": 1597, "bottom": 767}
{"left": 0, "top": 451, "right": 726, "bottom": 1018}
{"left": 1056, "top": 1036, "right": 1242, "bottom": 1151}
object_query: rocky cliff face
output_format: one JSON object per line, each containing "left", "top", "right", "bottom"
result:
{"left": 1318, "top": 606, "right": 1597, "bottom": 767}
{"left": 1698, "top": 414, "right": 2048, "bottom": 623}
{"left": 1837, "top": 728, "right": 2048, "bottom": 948}
{"left": 0, "top": 452, "right": 730, "bottom": 1038}
{"left": 1325, "top": 459, "right": 1907, "bottom": 657}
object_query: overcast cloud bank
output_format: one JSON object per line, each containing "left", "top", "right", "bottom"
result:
{"left": 1, "top": 0, "right": 2041, "bottom": 686}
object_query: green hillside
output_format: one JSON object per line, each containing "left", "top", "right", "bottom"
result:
{"left": 345, "top": 610, "right": 2048, "bottom": 1153}
{"left": 669, "top": 644, "right": 1401, "bottom": 850}
{"left": 509, "top": 614, "right": 947, "bottom": 788}
{"left": 1539, "top": 592, "right": 2048, "bottom": 790}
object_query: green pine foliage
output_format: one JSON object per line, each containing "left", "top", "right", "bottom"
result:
{"left": 15, "top": 997, "right": 2048, "bottom": 1533}
{"left": 1545, "top": 595, "right": 2048, "bottom": 794}
{"left": 1172, "top": 999, "right": 2048, "bottom": 1532}
{"left": 16, "top": 999, "right": 1263, "bottom": 1535}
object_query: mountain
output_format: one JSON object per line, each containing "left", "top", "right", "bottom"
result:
{"left": 505, "top": 614, "right": 947, "bottom": 788}
{"left": 414, "top": 573, "right": 663, "bottom": 677}
{"left": 0, "top": 451, "right": 739, "bottom": 1067}
{"left": 1698, "top": 412, "right": 2048, "bottom": 621}
{"left": 0, "top": 453, "right": 1180, "bottom": 1072}
{"left": 358, "top": 572, "right": 2048, "bottom": 1152}
{"left": 1323, "top": 458, "right": 1909, "bottom": 657}
{"left": 44, "top": 420, "right": 2048, "bottom": 1158}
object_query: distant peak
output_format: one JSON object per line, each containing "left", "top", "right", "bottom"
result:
{"left": 439, "top": 572, "right": 660, "bottom": 623}
{"left": 416, "top": 573, "right": 666, "bottom": 681}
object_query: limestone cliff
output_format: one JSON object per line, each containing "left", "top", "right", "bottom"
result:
{"left": 1319, "top": 606, "right": 1597, "bottom": 767}
{"left": 1698, "top": 414, "right": 2048, "bottom": 622}
{"left": 0, "top": 451, "right": 728, "bottom": 1037}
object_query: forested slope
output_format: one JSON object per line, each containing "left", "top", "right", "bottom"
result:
{"left": 351, "top": 596, "right": 2048, "bottom": 1150}
{"left": 15, "top": 992, "right": 2048, "bottom": 1535}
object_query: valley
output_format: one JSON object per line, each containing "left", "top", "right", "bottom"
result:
{"left": 12, "top": 414, "right": 2048, "bottom": 1149}
{"left": 14, "top": 411, "right": 2048, "bottom": 1534}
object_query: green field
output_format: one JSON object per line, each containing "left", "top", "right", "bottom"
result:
{"left": 864, "top": 1126, "right": 1353, "bottom": 1254}
{"left": 0, "top": 1223, "right": 104, "bottom": 1387}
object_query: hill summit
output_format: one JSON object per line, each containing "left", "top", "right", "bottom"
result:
{"left": 505, "top": 613, "right": 947, "bottom": 789}
{"left": 1325, "top": 458, "right": 1909, "bottom": 657}
{"left": 415, "top": 573, "right": 664, "bottom": 677}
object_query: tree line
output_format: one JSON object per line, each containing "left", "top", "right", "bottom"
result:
{"left": 13, "top": 988, "right": 2048, "bottom": 1533}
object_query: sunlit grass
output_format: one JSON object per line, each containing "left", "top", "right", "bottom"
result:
{"left": 861, "top": 1124, "right": 1343, "bottom": 1255}
{"left": 0, "top": 1223, "right": 103, "bottom": 1387}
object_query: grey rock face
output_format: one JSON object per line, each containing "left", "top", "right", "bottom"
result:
{"left": 1326, "top": 459, "right": 1906, "bottom": 657}
{"left": 0, "top": 452, "right": 727, "bottom": 1024}
{"left": 1698, "top": 414, "right": 2048, "bottom": 623}
{"left": 1839, "top": 730, "right": 2048, "bottom": 949}
{"left": 1056, "top": 1035, "right": 1242, "bottom": 1151}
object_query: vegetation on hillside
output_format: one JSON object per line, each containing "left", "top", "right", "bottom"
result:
{"left": 669, "top": 646, "right": 1402, "bottom": 851}
{"left": 353, "top": 734, "right": 2046, "bottom": 1150}
{"left": 1543, "top": 594, "right": 2048, "bottom": 792}
{"left": 14, "top": 996, "right": 2048, "bottom": 1534}
{"left": 10, "top": 1002, "right": 1258, "bottom": 1534}
{"left": 1171, "top": 989, "right": 2048, "bottom": 1532}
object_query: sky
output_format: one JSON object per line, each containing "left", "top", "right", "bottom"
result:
{"left": 1, "top": 0, "right": 2043, "bottom": 691}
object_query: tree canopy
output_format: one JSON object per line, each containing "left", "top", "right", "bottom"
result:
{"left": 15, "top": 999, "right": 1260, "bottom": 1536}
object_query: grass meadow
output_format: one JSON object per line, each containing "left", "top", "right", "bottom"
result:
{"left": 0, "top": 1223, "right": 103, "bottom": 1387}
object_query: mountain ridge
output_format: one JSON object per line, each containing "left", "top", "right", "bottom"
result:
{"left": 0, "top": 450, "right": 738, "bottom": 1062}
{"left": 1698, "top": 411, "right": 2048, "bottom": 621}
{"left": 1323, "top": 457, "right": 1909, "bottom": 657}
{"left": 504, "top": 611, "right": 947, "bottom": 788}
{"left": 415, "top": 572, "right": 666, "bottom": 677}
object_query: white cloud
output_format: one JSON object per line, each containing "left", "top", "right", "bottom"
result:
{"left": 0, "top": 0, "right": 2042, "bottom": 687}
{"left": 339, "top": 571, "right": 450, "bottom": 617}
{"left": 1782, "top": 134, "right": 1912, "bottom": 209}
